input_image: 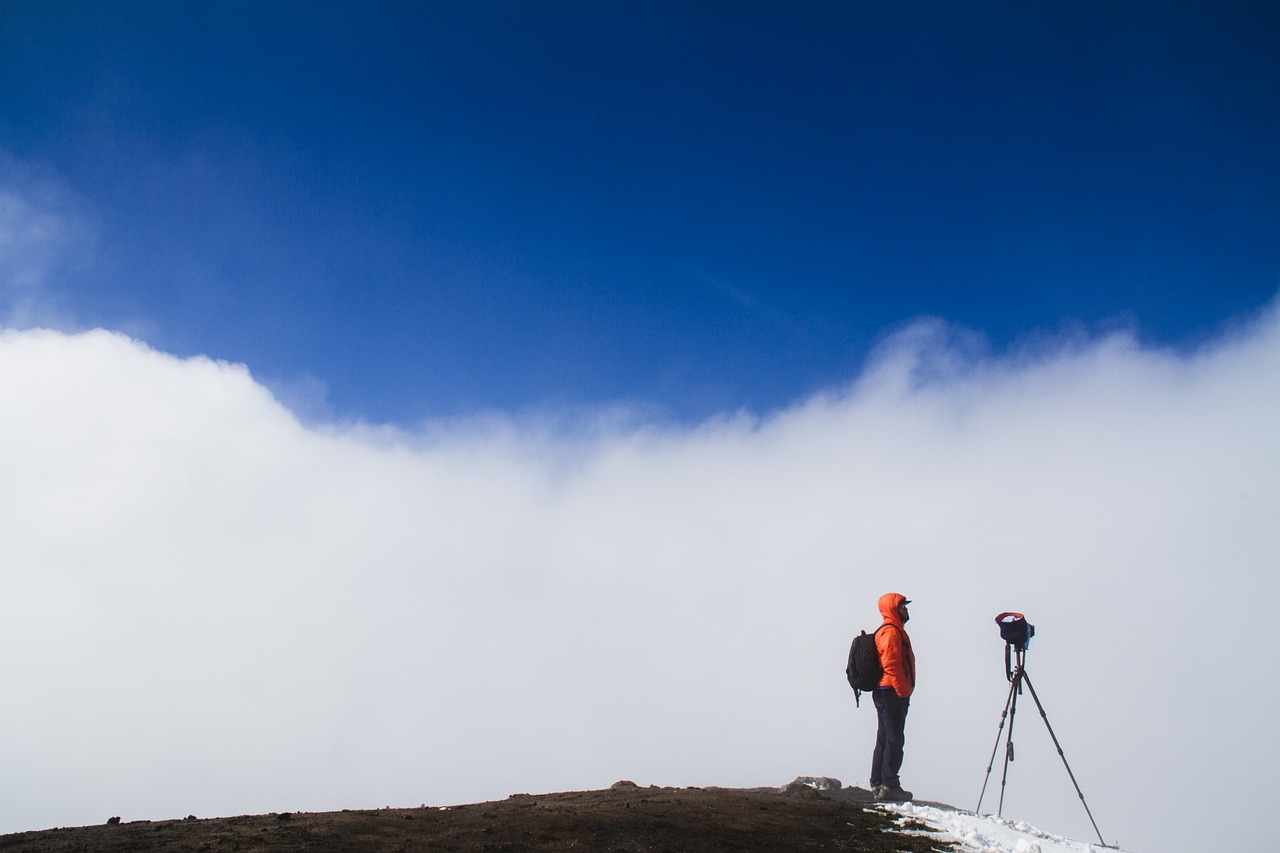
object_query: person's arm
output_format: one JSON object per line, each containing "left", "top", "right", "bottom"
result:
{"left": 876, "top": 627, "right": 913, "bottom": 698}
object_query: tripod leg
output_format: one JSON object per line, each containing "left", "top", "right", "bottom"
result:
{"left": 997, "top": 669, "right": 1022, "bottom": 817}
{"left": 1019, "top": 669, "right": 1109, "bottom": 848}
{"left": 976, "top": 673, "right": 1019, "bottom": 814}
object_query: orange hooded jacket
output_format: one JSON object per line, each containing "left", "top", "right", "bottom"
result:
{"left": 875, "top": 592, "right": 916, "bottom": 698}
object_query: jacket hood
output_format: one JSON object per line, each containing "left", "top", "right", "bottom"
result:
{"left": 878, "top": 592, "right": 909, "bottom": 627}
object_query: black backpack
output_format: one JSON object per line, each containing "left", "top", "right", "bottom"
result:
{"left": 845, "top": 624, "right": 890, "bottom": 706}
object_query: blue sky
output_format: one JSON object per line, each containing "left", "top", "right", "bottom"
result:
{"left": 3, "top": 0, "right": 1278, "bottom": 424}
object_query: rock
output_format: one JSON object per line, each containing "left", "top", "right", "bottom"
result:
{"left": 780, "top": 776, "right": 843, "bottom": 794}
{"left": 778, "top": 782, "right": 821, "bottom": 797}
{"left": 610, "top": 780, "right": 638, "bottom": 790}
{"left": 105, "top": 817, "right": 121, "bottom": 826}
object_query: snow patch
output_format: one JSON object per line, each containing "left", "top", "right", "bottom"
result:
{"left": 876, "top": 802, "right": 1130, "bottom": 853}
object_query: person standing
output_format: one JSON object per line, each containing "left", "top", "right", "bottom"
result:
{"left": 870, "top": 592, "right": 915, "bottom": 802}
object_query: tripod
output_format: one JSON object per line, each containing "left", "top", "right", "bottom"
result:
{"left": 976, "top": 645, "right": 1110, "bottom": 848}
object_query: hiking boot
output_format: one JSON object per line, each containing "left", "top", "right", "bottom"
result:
{"left": 874, "top": 785, "right": 913, "bottom": 803}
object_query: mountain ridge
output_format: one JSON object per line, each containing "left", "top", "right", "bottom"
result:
{"left": 0, "top": 781, "right": 958, "bottom": 852}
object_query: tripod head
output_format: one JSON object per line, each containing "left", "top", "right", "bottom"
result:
{"left": 995, "top": 612, "right": 1035, "bottom": 682}
{"left": 996, "top": 612, "right": 1035, "bottom": 650}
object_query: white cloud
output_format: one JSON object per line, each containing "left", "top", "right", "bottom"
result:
{"left": 1, "top": 308, "right": 1277, "bottom": 853}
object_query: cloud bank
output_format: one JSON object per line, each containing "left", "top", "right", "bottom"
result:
{"left": 1, "top": 309, "right": 1277, "bottom": 853}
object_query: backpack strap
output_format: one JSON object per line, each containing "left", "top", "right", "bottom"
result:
{"left": 870, "top": 623, "right": 891, "bottom": 691}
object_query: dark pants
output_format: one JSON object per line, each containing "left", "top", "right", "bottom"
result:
{"left": 870, "top": 688, "right": 910, "bottom": 789}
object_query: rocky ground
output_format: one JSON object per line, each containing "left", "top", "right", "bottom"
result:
{"left": 0, "top": 780, "right": 957, "bottom": 852}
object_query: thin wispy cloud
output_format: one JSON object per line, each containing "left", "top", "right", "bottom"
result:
{"left": 0, "top": 156, "right": 97, "bottom": 327}
{"left": 674, "top": 262, "right": 798, "bottom": 330}
{"left": 2, "top": 305, "right": 1276, "bottom": 853}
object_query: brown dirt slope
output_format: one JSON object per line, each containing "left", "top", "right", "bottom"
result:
{"left": 0, "top": 783, "right": 956, "bottom": 853}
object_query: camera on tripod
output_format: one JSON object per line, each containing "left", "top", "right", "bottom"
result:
{"left": 996, "top": 611, "right": 1035, "bottom": 651}
{"left": 978, "top": 611, "right": 1111, "bottom": 847}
